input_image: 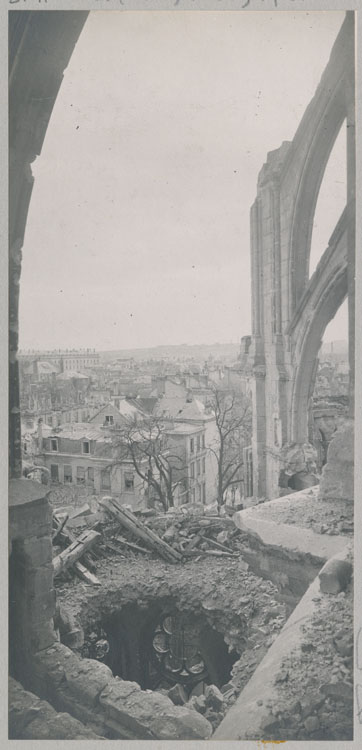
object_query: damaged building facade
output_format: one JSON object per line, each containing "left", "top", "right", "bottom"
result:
{"left": 8, "top": 10, "right": 355, "bottom": 743}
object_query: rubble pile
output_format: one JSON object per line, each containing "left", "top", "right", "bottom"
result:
{"left": 51, "top": 498, "right": 250, "bottom": 584}
{"left": 160, "top": 681, "right": 232, "bottom": 731}
{"left": 248, "top": 581, "right": 353, "bottom": 741}
{"left": 249, "top": 488, "right": 354, "bottom": 536}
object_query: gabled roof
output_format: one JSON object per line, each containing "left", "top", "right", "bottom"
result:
{"left": 154, "top": 396, "right": 205, "bottom": 421}
{"left": 89, "top": 399, "right": 144, "bottom": 423}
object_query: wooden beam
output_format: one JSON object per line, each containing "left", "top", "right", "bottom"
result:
{"left": 53, "top": 529, "right": 101, "bottom": 577}
{"left": 99, "top": 497, "right": 181, "bottom": 563}
{"left": 74, "top": 561, "right": 101, "bottom": 586}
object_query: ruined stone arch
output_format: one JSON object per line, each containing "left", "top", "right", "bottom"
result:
{"left": 246, "top": 14, "right": 354, "bottom": 498}
{"left": 288, "top": 209, "right": 348, "bottom": 443}
{"left": 286, "top": 77, "right": 349, "bottom": 314}
{"left": 290, "top": 270, "right": 347, "bottom": 445}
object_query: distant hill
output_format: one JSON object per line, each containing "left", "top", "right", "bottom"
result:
{"left": 98, "top": 342, "right": 240, "bottom": 363}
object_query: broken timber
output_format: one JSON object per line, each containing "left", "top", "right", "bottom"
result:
{"left": 99, "top": 497, "right": 182, "bottom": 563}
{"left": 74, "top": 561, "right": 101, "bottom": 586}
{"left": 115, "top": 535, "right": 149, "bottom": 554}
{"left": 53, "top": 529, "right": 101, "bottom": 577}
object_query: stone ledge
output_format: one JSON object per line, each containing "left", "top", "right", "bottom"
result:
{"left": 31, "top": 642, "right": 212, "bottom": 739}
{"left": 233, "top": 489, "right": 349, "bottom": 562}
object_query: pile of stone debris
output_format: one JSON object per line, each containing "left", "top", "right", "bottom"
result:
{"left": 158, "top": 681, "right": 234, "bottom": 731}
{"left": 51, "top": 498, "right": 248, "bottom": 585}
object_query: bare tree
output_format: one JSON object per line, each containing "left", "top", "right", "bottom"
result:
{"left": 106, "top": 415, "right": 188, "bottom": 512}
{"left": 209, "top": 387, "right": 252, "bottom": 510}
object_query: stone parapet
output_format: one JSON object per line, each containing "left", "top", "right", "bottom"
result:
{"left": 30, "top": 642, "right": 212, "bottom": 740}
{"left": 232, "top": 488, "right": 349, "bottom": 606}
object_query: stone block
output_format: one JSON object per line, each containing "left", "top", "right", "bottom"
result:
{"left": 32, "top": 642, "right": 79, "bottom": 694}
{"left": 149, "top": 704, "right": 213, "bottom": 739}
{"left": 100, "top": 679, "right": 212, "bottom": 739}
{"left": 319, "top": 558, "right": 352, "bottom": 594}
{"left": 62, "top": 628, "right": 84, "bottom": 649}
{"left": 64, "top": 658, "right": 113, "bottom": 706}
{"left": 205, "top": 684, "right": 224, "bottom": 711}
{"left": 99, "top": 682, "right": 154, "bottom": 739}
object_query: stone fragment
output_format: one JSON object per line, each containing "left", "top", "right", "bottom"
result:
{"left": 204, "top": 709, "right": 224, "bottom": 728}
{"left": 304, "top": 716, "right": 320, "bottom": 732}
{"left": 167, "top": 683, "right": 188, "bottom": 706}
{"left": 216, "top": 531, "right": 229, "bottom": 545}
{"left": 220, "top": 681, "right": 235, "bottom": 694}
{"left": 319, "top": 558, "right": 352, "bottom": 594}
{"left": 204, "top": 684, "right": 224, "bottom": 711}
{"left": 320, "top": 681, "right": 353, "bottom": 704}
{"left": 62, "top": 628, "right": 84, "bottom": 649}
{"left": 260, "top": 713, "right": 281, "bottom": 732}
{"left": 334, "top": 633, "right": 353, "bottom": 657}
{"left": 275, "top": 669, "right": 289, "bottom": 684}
{"left": 163, "top": 526, "right": 177, "bottom": 542}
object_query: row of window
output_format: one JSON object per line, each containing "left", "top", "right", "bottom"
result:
{"left": 190, "top": 457, "right": 206, "bottom": 479}
{"left": 50, "top": 463, "right": 135, "bottom": 491}
{"left": 190, "top": 483, "right": 206, "bottom": 504}
{"left": 190, "top": 434, "right": 205, "bottom": 454}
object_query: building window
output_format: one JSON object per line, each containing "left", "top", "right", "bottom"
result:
{"left": 101, "top": 468, "right": 111, "bottom": 490}
{"left": 197, "top": 460, "right": 201, "bottom": 476}
{"left": 64, "top": 465, "right": 72, "bottom": 483}
{"left": 82, "top": 440, "right": 90, "bottom": 454}
{"left": 190, "top": 438, "right": 194, "bottom": 453}
{"left": 202, "top": 434, "right": 205, "bottom": 449}
{"left": 105, "top": 415, "right": 114, "bottom": 425}
{"left": 191, "top": 488, "right": 196, "bottom": 503}
{"left": 76, "top": 466, "right": 85, "bottom": 485}
{"left": 124, "top": 472, "right": 134, "bottom": 491}
{"left": 202, "top": 457, "right": 206, "bottom": 474}
{"left": 87, "top": 467, "right": 94, "bottom": 484}
{"left": 197, "top": 436, "right": 201, "bottom": 452}
{"left": 197, "top": 485, "right": 201, "bottom": 502}
{"left": 202, "top": 483, "right": 206, "bottom": 503}
{"left": 190, "top": 462, "right": 195, "bottom": 479}
{"left": 50, "top": 464, "right": 59, "bottom": 482}
{"left": 51, "top": 438, "right": 58, "bottom": 452}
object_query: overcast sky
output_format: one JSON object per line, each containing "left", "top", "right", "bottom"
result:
{"left": 19, "top": 10, "right": 348, "bottom": 351}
